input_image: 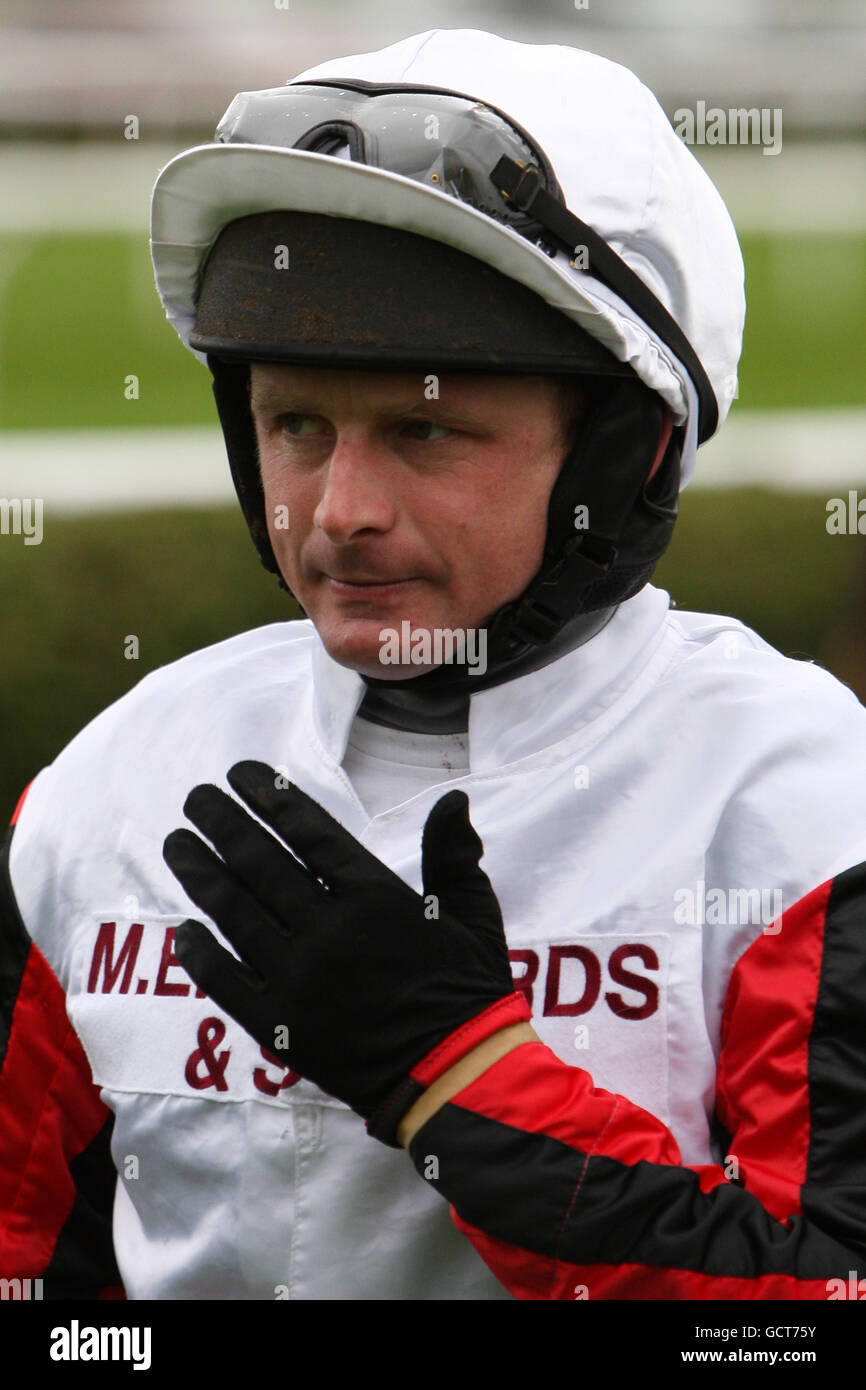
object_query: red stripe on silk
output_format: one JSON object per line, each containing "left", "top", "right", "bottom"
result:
{"left": 0, "top": 942, "right": 111, "bottom": 1277}
{"left": 715, "top": 877, "right": 832, "bottom": 1223}
{"left": 450, "top": 1041, "right": 682, "bottom": 1167}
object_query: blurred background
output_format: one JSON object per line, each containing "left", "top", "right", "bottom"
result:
{"left": 1, "top": 0, "right": 865, "bottom": 819}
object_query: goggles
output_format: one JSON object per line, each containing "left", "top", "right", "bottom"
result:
{"left": 217, "top": 80, "right": 564, "bottom": 253}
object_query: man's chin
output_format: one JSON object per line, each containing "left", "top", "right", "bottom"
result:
{"left": 314, "top": 620, "right": 435, "bottom": 682}
{"left": 328, "top": 645, "right": 436, "bottom": 682}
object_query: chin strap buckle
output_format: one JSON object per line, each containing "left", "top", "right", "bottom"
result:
{"left": 499, "top": 531, "right": 619, "bottom": 650}
{"left": 506, "top": 598, "right": 564, "bottom": 647}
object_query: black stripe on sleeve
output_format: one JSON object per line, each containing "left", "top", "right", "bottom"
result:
{"left": 803, "top": 860, "right": 866, "bottom": 1250}
{"left": 413, "top": 1101, "right": 865, "bottom": 1281}
{"left": 42, "top": 1114, "right": 123, "bottom": 1300}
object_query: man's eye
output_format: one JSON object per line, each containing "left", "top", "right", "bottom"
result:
{"left": 402, "top": 420, "right": 450, "bottom": 441}
{"left": 279, "top": 413, "right": 324, "bottom": 436}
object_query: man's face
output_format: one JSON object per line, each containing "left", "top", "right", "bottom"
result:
{"left": 249, "top": 364, "right": 571, "bottom": 679}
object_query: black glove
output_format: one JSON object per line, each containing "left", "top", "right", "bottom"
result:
{"left": 162, "top": 761, "right": 526, "bottom": 1144}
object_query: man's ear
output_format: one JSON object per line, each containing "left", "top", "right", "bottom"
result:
{"left": 646, "top": 405, "right": 674, "bottom": 484}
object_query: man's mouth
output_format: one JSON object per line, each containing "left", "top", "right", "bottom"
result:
{"left": 324, "top": 574, "right": 418, "bottom": 591}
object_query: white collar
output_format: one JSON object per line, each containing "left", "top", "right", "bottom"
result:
{"left": 311, "top": 584, "right": 672, "bottom": 772}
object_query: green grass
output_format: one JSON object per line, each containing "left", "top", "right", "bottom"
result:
{"left": 0, "top": 233, "right": 211, "bottom": 428}
{"left": 1, "top": 230, "right": 864, "bottom": 428}
{"left": 1, "top": 492, "right": 863, "bottom": 825}
{"left": 737, "top": 235, "right": 866, "bottom": 408}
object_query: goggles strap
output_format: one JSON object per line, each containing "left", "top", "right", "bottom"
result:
{"left": 492, "top": 155, "right": 718, "bottom": 443}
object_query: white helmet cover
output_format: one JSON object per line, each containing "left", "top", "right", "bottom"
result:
{"left": 150, "top": 28, "right": 745, "bottom": 488}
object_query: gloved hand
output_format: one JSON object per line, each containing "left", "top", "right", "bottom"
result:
{"left": 162, "top": 760, "right": 528, "bottom": 1144}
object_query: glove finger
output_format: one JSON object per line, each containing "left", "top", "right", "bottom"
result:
{"left": 421, "top": 791, "right": 505, "bottom": 943}
{"left": 174, "top": 918, "right": 277, "bottom": 1053}
{"left": 227, "top": 761, "right": 402, "bottom": 894}
{"left": 182, "top": 783, "right": 328, "bottom": 920}
{"left": 163, "top": 827, "right": 294, "bottom": 978}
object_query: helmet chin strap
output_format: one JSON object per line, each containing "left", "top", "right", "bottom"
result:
{"left": 357, "top": 604, "right": 618, "bottom": 734}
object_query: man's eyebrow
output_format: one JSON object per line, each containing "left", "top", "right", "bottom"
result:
{"left": 247, "top": 384, "right": 485, "bottom": 423}
{"left": 247, "top": 381, "right": 300, "bottom": 412}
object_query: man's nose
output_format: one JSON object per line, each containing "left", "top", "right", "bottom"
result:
{"left": 313, "top": 435, "right": 397, "bottom": 543}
